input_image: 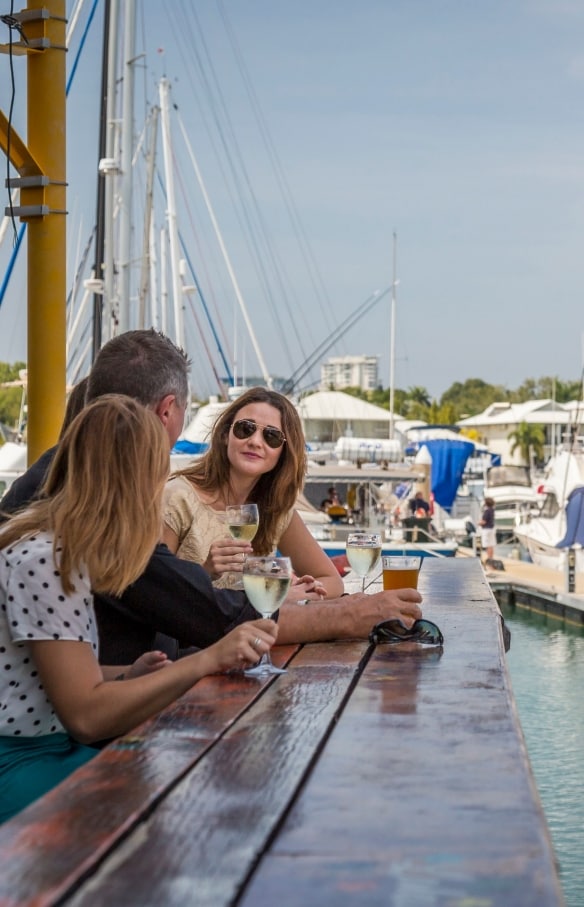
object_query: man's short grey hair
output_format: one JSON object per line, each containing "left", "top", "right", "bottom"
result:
{"left": 86, "top": 329, "right": 191, "bottom": 409}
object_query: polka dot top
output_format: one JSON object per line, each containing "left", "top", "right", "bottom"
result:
{"left": 0, "top": 530, "right": 98, "bottom": 737}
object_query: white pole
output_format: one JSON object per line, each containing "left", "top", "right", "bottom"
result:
{"left": 138, "top": 106, "right": 159, "bottom": 328}
{"left": 160, "top": 227, "right": 168, "bottom": 337}
{"left": 149, "top": 216, "right": 158, "bottom": 329}
{"left": 102, "top": 0, "right": 120, "bottom": 341}
{"left": 159, "top": 78, "right": 185, "bottom": 350}
{"left": 117, "top": 0, "right": 136, "bottom": 332}
{"left": 389, "top": 231, "right": 397, "bottom": 441}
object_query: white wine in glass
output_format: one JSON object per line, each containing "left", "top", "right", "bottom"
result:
{"left": 346, "top": 532, "right": 382, "bottom": 592}
{"left": 226, "top": 503, "right": 259, "bottom": 541}
{"left": 242, "top": 556, "right": 291, "bottom": 676}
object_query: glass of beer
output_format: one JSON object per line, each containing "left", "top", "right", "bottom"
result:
{"left": 382, "top": 555, "right": 422, "bottom": 591}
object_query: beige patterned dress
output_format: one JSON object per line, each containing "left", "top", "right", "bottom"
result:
{"left": 162, "top": 475, "right": 294, "bottom": 589}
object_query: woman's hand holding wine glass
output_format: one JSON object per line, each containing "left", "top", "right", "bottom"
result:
{"left": 204, "top": 504, "right": 259, "bottom": 582}
{"left": 242, "top": 556, "right": 292, "bottom": 676}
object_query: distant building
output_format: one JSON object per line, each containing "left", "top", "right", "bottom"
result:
{"left": 320, "top": 355, "right": 379, "bottom": 392}
{"left": 457, "top": 399, "right": 584, "bottom": 465}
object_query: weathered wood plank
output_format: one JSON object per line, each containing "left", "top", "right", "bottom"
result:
{"left": 0, "top": 646, "right": 300, "bottom": 907}
{"left": 62, "top": 641, "right": 370, "bottom": 907}
{"left": 238, "top": 559, "right": 565, "bottom": 907}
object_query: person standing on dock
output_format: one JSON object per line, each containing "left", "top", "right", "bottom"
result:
{"left": 479, "top": 497, "right": 496, "bottom": 562}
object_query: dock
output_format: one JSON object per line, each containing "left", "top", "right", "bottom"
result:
{"left": 0, "top": 558, "right": 564, "bottom": 907}
{"left": 458, "top": 548, "right": 584, "bottom": 626}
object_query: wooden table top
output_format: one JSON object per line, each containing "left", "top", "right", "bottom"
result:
{"left": 0, "top": 558, "right": 565, "bottom": 907}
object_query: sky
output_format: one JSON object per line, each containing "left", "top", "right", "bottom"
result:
{"left": 1, "top": 0, "right": 584, "bottom": 401}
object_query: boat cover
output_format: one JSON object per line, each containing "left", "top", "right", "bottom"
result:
{"left": 172, "top": 439, "right": 209, "bottom": 455}
{"left": 420, "top": 439, "right": 475, "bottom": 512}
{"left": 556, "top": 486, "right": 584, "bottom": 548}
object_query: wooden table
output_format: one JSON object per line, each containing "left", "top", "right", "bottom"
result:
{"left": 0, "top": 558, "right": 565, "bottom": 907}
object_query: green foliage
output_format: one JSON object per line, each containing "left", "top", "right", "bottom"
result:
{"left": 508, "top": 421, "right": 546, "bottom": 466}
{"left": 439, "top": 378, "right": 509, "bottom": 417}
{"left": 0, "top": 362, "right": 26, "bottom": 436}
{"left": 510, "top": 376, "right": 583, "bottom": 404}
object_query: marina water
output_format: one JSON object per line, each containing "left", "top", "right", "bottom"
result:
{"left": 500, "top": 601, "right": 584, "bottom": 906}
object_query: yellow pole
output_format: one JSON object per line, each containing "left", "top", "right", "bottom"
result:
{"left": 26, "top": 1, "right": 67, "bottom": 462}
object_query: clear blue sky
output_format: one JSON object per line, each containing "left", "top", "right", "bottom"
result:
{"left": 1, "top": 0, "right": 583, "bottom": 400}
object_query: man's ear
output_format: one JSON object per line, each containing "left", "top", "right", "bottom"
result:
{"left": 154, "top": 394, "right": 175, "bottom": 427}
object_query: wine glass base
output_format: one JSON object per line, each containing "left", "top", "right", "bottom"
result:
{"left": 244, "top": 663, "right": 287, "bottom": 677}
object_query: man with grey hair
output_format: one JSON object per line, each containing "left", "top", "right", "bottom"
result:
{"left": 1, "top": 329, "right": 422, "bottom": 664}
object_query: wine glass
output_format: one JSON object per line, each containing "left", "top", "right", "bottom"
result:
{"left": 225, "top": 503, "right": 259, "bottom": 542}
{"left": 225, "top": 504, "right": 259, "bottom": 589}
{"left": 346, "top": 531, "right": 382, "bottom": 592}
{"left": 242, "top": 556, "right": 292, "bottom": 676}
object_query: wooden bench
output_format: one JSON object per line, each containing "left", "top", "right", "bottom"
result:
{"left": 0, "top": 558, "right": 564, "bottom": 906}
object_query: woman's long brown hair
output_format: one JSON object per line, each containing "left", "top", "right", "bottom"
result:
{"left": 174, "top": 388, "right": 307, "bottom": 554}
{"left": 0, "top": 395, "right": 169, "bottom": 595}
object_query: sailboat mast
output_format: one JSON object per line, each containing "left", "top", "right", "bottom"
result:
{"left": 159, "top": 77, "right": 185, "bottom": 351}
{"left": 117, "top": 0, "right": 136, "bottom": 333}
{"left": 389, "top": 231, "right": 397, "bottom": 441}
{"left": 91, "top": 0, "right": 111, "bottom": 361}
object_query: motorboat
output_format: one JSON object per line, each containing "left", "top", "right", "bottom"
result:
{"left": 513, "top": 446, "right": 584, "bottom": 570}
{"left": 484, "top": 464, "right": 541, "bottom": 539}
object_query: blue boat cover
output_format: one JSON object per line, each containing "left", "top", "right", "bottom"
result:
{"left": 172, "top": 440, "right": 209, "bottom": 455}
{"left": 556, "top": 486, "right": 584, "bottom": 548}
{"left": 421, "top": 439, "right": 475, "bottom": 512}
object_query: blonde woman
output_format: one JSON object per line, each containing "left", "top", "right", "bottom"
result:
{"left": 162, "top": 387, "right": 344, "bottom": 600}
{"left": 0, "top": 395, "right": 276, "bottom": 823}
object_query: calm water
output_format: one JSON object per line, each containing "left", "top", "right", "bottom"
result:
{"left": 500, "top": 601, "right": 584, "bottom": 907}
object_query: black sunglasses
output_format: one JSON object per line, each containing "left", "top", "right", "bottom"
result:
{"left": 369, "top": 618, "right": 444, "bottom": 646}
{"left": 232, "top": 419, "right": 286, "bottom": 449}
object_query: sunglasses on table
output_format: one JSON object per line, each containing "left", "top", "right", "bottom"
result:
{"left": 231, "top": 419, "right": 286, "bottom": 449}
{"left": 369, "top": 618, "right": 444, "bottom": 646}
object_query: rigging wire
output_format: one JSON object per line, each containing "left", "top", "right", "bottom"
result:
{"left": 216, "top": 0, "right": 340, "bottom": 351}
{"left": 169, "top": 2, "right": 298, "bottom": 375}
{"left": 281, "top": 286, "right": 391, "bottom": 395}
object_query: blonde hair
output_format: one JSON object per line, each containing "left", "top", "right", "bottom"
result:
{"left": 0, "top": 395, "right": 169, "bottom": 596}
{"left": 175, "top": 387, "right": 307, "bottom": 554}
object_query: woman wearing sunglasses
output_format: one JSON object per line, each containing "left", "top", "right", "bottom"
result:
{"left": 161, "top": 388, "right": 344, "bottom": 601}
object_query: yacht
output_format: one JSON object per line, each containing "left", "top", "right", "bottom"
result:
{"left": 484, "top": 464, "right": 541, "bottom": 540}
{"left": 514, "top": 445, "right": 584, "bottom": 570}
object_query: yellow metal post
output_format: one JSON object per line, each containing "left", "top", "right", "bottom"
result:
{"left": 25, "top": 1, "right": 67, "bottom": 462}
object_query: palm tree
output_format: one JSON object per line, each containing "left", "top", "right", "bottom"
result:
{"left": 508, "top": 422, "right": 545, "bottom": 467}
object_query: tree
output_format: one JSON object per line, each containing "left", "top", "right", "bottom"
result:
{"left": 508, "top": 422, "right": 545, "bottom": 467}
{"left": 440, "top": 378, "right": 508, "bottom": 418}
{"left": 511, "top": 375, "right": 583, "bottom": 404}
{"left": 0, "top": 362, "right": 27, "bottom": 437}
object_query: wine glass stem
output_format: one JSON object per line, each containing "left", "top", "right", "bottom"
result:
{"left": 362, "top": 576, "right": 366, "bottom": 593}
